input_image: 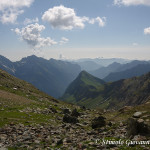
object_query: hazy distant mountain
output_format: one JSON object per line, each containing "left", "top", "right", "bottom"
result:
{"left": 115, "top": 60, "right": 149, "bottom": 72}
{"left": 73, "top": 58, "right": 130, "bottom": 66}
{"left": 89, "top": 62, "right": 121, "bottom": 79}
{"left": 0, "top": 55, "right": 81, "bottom": 98}
{"left": 104, "top": 64, "right": 150, "bottom": 82}
{"left": 73, "top": 61, "right": 102, "bottom": 71}
{"left": 61, "top": 71, "right": 150, "bottom": 109}
{"left": 90, "top": 60, "right": 150, "bottom": 79}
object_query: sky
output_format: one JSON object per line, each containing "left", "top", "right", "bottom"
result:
{"left": 0, "top": 0, "right": 150, "bottom": 61}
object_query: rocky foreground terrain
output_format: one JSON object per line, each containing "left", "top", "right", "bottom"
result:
{"left": 1, "top": 100, "right": 150, "bottom": 150}
{"left": 0, "top": 69, "right": 150, "bottom": 150}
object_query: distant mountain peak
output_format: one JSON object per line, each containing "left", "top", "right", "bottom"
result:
{"left": 21, "top": 55, "right": 39, "bottom": 61}
{"left": 78, "top": 70, "right": 105, "bottom": 83}
{"left": 78, "top": 70, "right": 89, "bottom": 77}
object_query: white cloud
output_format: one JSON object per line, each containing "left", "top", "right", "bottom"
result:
{"left": 114, "top": 0, "right": 150, "bottom": 6}
{"left": 0, "top": 0, "right": 34, "bottom": 24}
{"left": 144, "top": 27, "right": 150, "bottom": 35}
{"left": 13, "top": 23, "right": 57, "bottom": 48}
{"left": 94, "top": 17, "right": 106, "bottom": 27}
{"left": 42, "top": 5, "right": 106, "bottom": 30}
{"left": 24, "top": 17, "right": 39, "bottom": 25}
{"left": 59, "top": 37, "right": 69, "bottom": 45}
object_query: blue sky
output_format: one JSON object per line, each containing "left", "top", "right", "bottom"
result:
{"left": 0, "top": 0, "right": 150, "bottom": 61}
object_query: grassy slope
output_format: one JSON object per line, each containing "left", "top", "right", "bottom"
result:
{"left": 61, "top": 71, "right": 105, "bottom": 107}
{"left": 0, "top": 69, "right": 74, "bottom": 127}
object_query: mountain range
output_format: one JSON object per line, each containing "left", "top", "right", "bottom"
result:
{"left": 104, "top": 63, "right": 150, "bottom": 82}
{"left": 1, "top": 54, "right": 150, "bottom": 100}
{"left": 0, "top": 55, "right": 81, "bottom": 98}
{"left": 72, "top": 57, "right": 130, "bottom": 67}
{"left": 89, "top": 60, "right": 150, "bottom": 80}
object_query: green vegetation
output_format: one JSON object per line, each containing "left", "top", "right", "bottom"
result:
{"left": 61, "top": 70, "right": 150, "bottom": 110}
{"left": 0, "top": 69, "right": 63, "bottom": 128}
{"left": 61, "top": 71, "right": 106, "bottom": 108}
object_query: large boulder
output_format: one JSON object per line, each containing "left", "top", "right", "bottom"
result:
{"left": 71, "top": 108, "right": 80, "bottom": 117}
{"left": 91, "top": 116, "right": 106, "bottom": 129}
{"left": 63, "top": 114, "right": 79, "bottom": 124}
{"left": 127, "top": 117, "right": 150, "bottom": 137}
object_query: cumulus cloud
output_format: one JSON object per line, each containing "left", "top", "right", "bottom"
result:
{"left": 42, "top": 5, "right": 106, "bottom": 30}
{"left": 59, "top": 37, "right": 69, "bottom": 45}
{"left": 13, "top": 23, "right": 57, "bottom": 48}
{"left": 144, "top": 27, "right": 150, "bottom": 35}
{"left": 23, "top": 17, "right": 38, "bottom": 25}
{"left": 0, "top": 0, "right": 34, "bottom": 24}
{"left": 114, "top": 0, "right": 150, "bottom": 6}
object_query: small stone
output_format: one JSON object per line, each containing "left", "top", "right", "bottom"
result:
{"left": 137, "top": 119, "right": 144, "bottom": 123}
{"left": 133, "top": 112, "right": 142, "bottom": 118}
{"left": 34, "top": 140, "right": 40, "bottom": 144}
{"left": 76, "top": 123, "right": 85, "bottom": 127}
{"left": 0, "top": 134, "right": 7, "bottom": 142}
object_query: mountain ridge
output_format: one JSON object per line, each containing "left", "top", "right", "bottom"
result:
{"left": 61, "top": 70, "right": 150, "bottom": 109}
{"left": 90, "top": 60, "right": 150, "bottom": 79}
{"left": 104, "top": 63, "right": 150, "bottom": 82}
{"left": 0, "top": 55, "right": 81, "bottom": 98}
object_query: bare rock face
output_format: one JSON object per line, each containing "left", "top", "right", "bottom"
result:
{"left": 91, "top": 116, "right": 106, "bottom": 129}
